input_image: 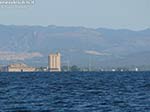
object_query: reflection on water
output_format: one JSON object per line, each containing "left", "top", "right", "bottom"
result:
{"left": 0, "top": 72, "right": 150, "bottom": 112}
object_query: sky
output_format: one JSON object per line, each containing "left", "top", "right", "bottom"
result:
{"left": 0, "top": 0, "right": 150, "bottom": 30}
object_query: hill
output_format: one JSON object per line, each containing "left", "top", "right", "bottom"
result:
{"left": 0, "top": 25, "right": 150, "bottom": 67}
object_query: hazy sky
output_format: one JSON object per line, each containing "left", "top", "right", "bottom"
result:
{"left": 0, "top": 0, "right": 150, "bottom": 30}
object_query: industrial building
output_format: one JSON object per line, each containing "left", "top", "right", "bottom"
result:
{"left": 48, "top": 53, "right": 61, "bottom": 72}
{"left": 6, "top": 63, "right": 35, "bottom": 72}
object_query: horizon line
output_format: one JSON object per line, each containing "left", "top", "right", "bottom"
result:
{"left": 0, "top": 24, "right": 149, "bottom": 31}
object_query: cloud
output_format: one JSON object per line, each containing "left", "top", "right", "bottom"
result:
{"left": 85, "top": 50, "right": 111, "bottom": 56}
{"left": 0, "top": 51, "right": 43, "bottom": 61}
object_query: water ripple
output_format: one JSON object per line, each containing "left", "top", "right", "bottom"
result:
{"left": 0, "top": 72, "right": 150, "bottom": 112}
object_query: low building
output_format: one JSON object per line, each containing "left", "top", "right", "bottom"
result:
{"left": 7, "top": 63, "right": 35, "bottom": 72}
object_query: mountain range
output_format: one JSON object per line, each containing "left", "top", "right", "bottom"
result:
{"left": 0, "top": 24, "right": 150, "bottom": 67}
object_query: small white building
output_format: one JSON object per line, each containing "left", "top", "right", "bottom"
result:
{"left": 135, "top": 67, "right": 139, "bottom": 72}
{"left": 112, "top": 69, "right": 116, "bottom": 72}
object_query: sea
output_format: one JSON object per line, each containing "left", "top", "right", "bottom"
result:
{"left": 0, "top": 72, "right": 150, "bottom": 112}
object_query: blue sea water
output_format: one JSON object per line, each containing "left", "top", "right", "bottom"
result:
{"left": 0, "top": 72, "right": 150, "bottom": 112}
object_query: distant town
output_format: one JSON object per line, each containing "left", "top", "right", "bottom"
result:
{"left": 0, "top": 52, "right": 149, "bottom": 72}
{"left": 0, "top": 52, "right": 61, "bottom": 72}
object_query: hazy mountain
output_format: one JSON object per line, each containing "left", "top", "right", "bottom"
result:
{"left": 0, "top": 25, "right": 150, "bottom": 67}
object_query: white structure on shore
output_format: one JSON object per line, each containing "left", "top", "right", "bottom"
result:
{"left": 48, "top": 53, "right": 61, "bottom": 72}
{"left": 135, "top": 67, "right": 139, "bottom": 72}
{"left": 6, "top": 63, "right": 35, "bottom": 72}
